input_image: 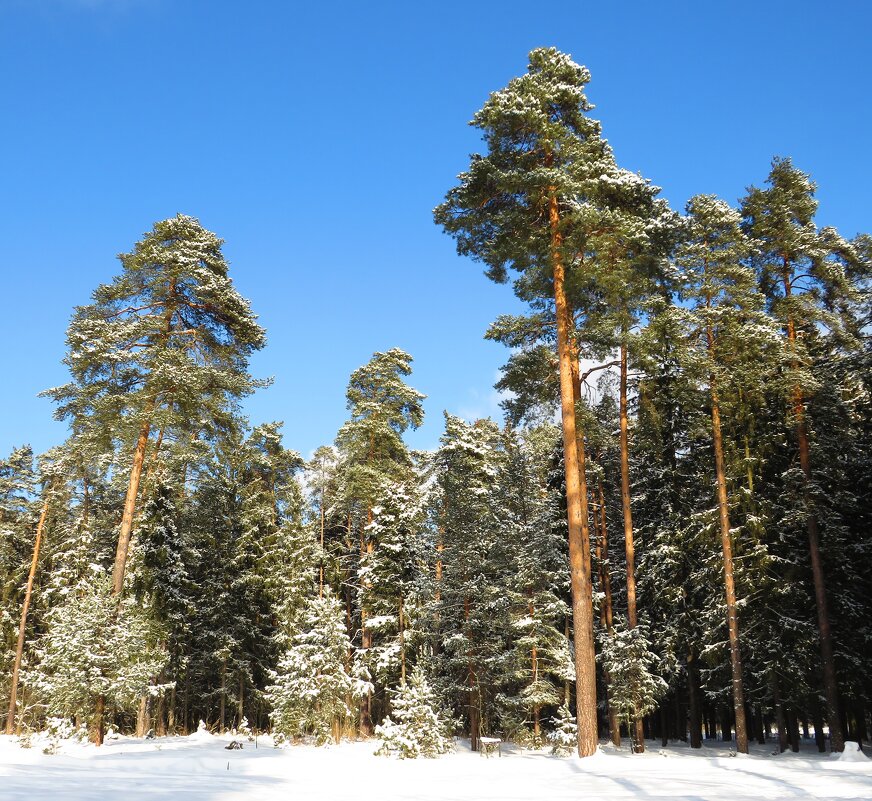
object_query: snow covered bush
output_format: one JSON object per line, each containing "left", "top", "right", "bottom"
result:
{"left": 41, "top": 716, "right": 88, "bottom": 754}
{"left": 375, "top": 667, "right": 453, "bottom": 758}
{"left": 547, "top": 702, "right": 577, "bottom": 755}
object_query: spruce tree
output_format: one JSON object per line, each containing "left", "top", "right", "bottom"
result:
{"left": 742, "top": 159, "right": 862, "bottom": 750}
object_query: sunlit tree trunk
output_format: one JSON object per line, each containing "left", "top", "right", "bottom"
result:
{"left": 5, "top": 495, "right": 49, "bottom": 735}
{"left": 549, "top": 187, "right": 598, "bottom": 757}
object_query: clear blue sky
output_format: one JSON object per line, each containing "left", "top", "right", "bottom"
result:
{"left": 1, "top": 0, "right": 869, "bottom": 460}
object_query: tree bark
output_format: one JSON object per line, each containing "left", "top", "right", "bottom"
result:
{"left": 687, "top": 650, "right": 702, "bottom": 749}
{"left": 619, "top": 340, "right": 645, "bottom": 753}
{"left": 549, "top": 189, "right": 598, "bottom": 757}
{"left": 93, "top": 694, "right": 105, "bottom": 746}
{"left": 707, "top": 341, "right": 749, "bottom": 754}
{"left": 112, "top": 411, "right": 153, "bottom": 595}
{"left": 5, "top": 495, "right": 49, "bottom": 735}
{"left": 596, "top": 484, "right": 620, "bottom": 747}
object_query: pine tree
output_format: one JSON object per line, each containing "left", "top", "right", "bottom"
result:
{"left": 335, "top": 348, "right": 425, "bottom": 734}
{"left": 43, "top": 215, "right": 266, "bottom": 597}
{"left": 547, "top": 701, "right": 578, "bottom": 755}
{"left": 5, "top": 449, "right": 65, "bottom": 734}
{"left": 435, "top": 46, "right": 617, "bottom": 757}
{"left": 28, "top": 579, "right": 166, "bottom": 742}
{"left": 675, "top": 194, "right": 783, "bottom": 753}
{"left": 1, "top": 445, "right": 36, "bottom": 732}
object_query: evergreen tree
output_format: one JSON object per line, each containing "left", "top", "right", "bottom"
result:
{"left": 599, "top": 621, "right": 667, "bottom": 742}
{"left": 674, "top": 194, "right": 782, "bottom": 752}
{"left": 335, "top": 348, "right": 425, "bottom": 734}
{"left": 375, "top": 666, "right": 453, "bottom": 758}
{"left": 43, "top": 214, "right": 266, "bottom": 596}
{"left": 432, "top": 415, "right": 514, "bottom": 749}
{"left": 742, "top": 158, "right": 863, "bottom": 750}
{"left": 28, "top": 579, "right": 166, "bottom": 742}
{"left": 435, "top": 46, "right": 617, "bottom": 757}
{"left": 266, "top": 591, "right": 362, "bottom": 744}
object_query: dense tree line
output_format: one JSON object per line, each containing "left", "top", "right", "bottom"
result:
{"left": 1, "top": 49, "right": 869, "bottom": 760}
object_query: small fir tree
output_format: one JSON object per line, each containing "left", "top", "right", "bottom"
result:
{"left": 375, "top": 667, "right": 453, "bottom": 758}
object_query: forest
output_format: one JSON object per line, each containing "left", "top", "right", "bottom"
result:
{"left": 1, "top": 48, "right": 870, "bottom": 761}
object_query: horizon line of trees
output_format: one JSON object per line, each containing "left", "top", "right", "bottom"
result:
{"left": 2, "top": 48, "right": 870, "bottom": 760}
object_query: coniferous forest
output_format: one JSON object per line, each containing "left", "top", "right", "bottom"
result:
{"left": 2, "top": 48, "right": 871, "bottom": 760}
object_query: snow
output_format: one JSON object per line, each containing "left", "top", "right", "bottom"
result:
{"left": 2, "top": 734, "right": 871, "bottom": 800}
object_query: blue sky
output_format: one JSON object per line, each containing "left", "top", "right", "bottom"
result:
{"left": 1, "top": 0, "right": 869, "bottom": 459}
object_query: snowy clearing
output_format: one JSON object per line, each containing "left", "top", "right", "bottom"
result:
{"left": 2, "top": 733, "right": 871, "bottom": 801}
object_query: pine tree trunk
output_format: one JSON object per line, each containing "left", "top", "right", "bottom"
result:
{"left": 434, "top": 527, "right": 443, "bottom": 657}
{"left": 618, "top": 340, "right": 646, "bottom": 753}
{"left": 549, "top": 189, "right": 598, "bottom": 757}
{"left": 787, "top": 707, "right": 800, "bottom": 752}
{"left": 5, "top": 494, "right": 49, "bottom": 735}
{"left": 136, "top": 694, "right": 148, "bottom": 737}
{"left": 783, "top": 274, "right": 844, "bottom": 752}
{"left": 319, "top": 486, "right": 325, "bottom": 599}
{"left": 168, "top": 685, "right": 176, "bottom": 734}
{"left": 596, "top": 484, "right": 620, "bottom": 747}
{"left": 708, "top": 355, "right": 749, "bottom": 754}
{"left": 773, "top": 674, "right": 787, "bottom": 753}
{"left": 93, "top": 694, "right": 105, "bottom": 746}
{"left": 465, "top": 594, "right": 480, "bottom": 751}
{"left": 811, "top": 699, "right": 827, "bottom": 752}
{"left": 661, "top": 702, "right": 669, "bottom": 747}
{"left": 112, "top": 411, "right": 153, "bottom": 595}
{"left": 359, "top": 511, "right": 374, "bottom": 736}
{"left": 755, "top": 705, "right": 766, "bottom": 745}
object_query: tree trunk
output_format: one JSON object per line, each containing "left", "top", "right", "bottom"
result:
{"left": 783, "top": 274, "right": 844, "bottom": 752}
{"left": 773, "top": 676, "right": 787, "bottom": 753}
{"left": 399, "top": 594, "right": 406, "bottom": 685}
{"left": 5, "top": 494, "right": 49, "bottom": 735}
{"left": 618, "top": 340, "right": 646, "bottom": 753}
{"left": 549, "top": 188, "right": 598, "bottom": 757}
{"left": 811, "top": 698, "right": 827, "bottom": 753}
{"left": 708, "top": 354, "right": 749, "bottom": 754}
{"left": 219, "top": 659, "right": 226, "bottom": 732}
{"left": 596, "top": 484, "right": 620, "bottom": 747}
{"left": 168, "top": 685, "right": 176, "bottom": 734}
{"left": 661, "top": 702, "right": 669, "bottom": 747}
{"left": 136, "top": 694, "right": 149, "bottom": 737}
{"left": 319, "top": 488, "right": 325, "bottom": 599}
{"left": 112, "top": 412, "right": 153, "bottom": 595}
{"left": 238, "top": 674, "right": 244, "bottom": 729}
{"left": 359, "top": 511, "right": 374, "bottom": 736}
{"left": 786, "top": 707, "right": 800, "bottom": 752}
{"left": 687, "top": 650, "right": 702, "bottom": 749}
{"left": 755, "top": 705, "right": 766, "bottom": 745}
{"left": 93, "top": 694, "right": 105, "bottom": 746}
{"left": 465, "top": 593, "right": 480, "bottom": 751}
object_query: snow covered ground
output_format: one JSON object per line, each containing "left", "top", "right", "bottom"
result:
{"left": 2, "top": 732, "right": 871, "bottom": 801}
